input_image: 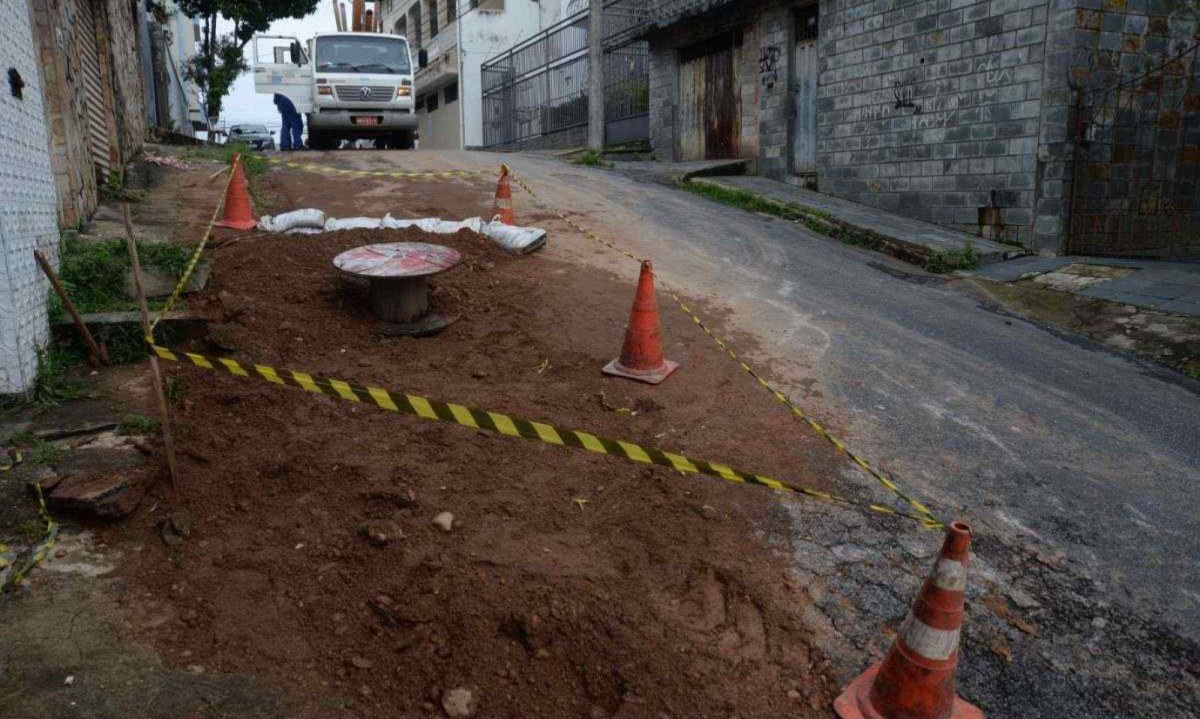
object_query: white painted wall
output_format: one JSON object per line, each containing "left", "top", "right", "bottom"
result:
{"left": 381, "top": 0, "right": 557, "bottom": 148}
{"left": 0, "top": 0, "right": 60, "bottom": 395}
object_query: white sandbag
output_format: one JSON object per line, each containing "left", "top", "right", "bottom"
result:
{"left": 480, "top": 219, "right": 547, "bottom": 254}
{"left": 285, "top": 227, "right": 325, "bottom": 235}
{"left": 325, "top": 216, "right": 382, "bottom": 231}
{"left": 381, "top": 214, "right": 418, "bottom": 230}
{"left": 257, "top": 208, "right": 326, "bottom": 233}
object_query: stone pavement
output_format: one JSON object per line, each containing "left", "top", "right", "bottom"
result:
{"left": 687, "top": 175, "right": 1020, "bottom": 265}
{"left": 972, "top": 256, "right": 1200, "bottom": 316}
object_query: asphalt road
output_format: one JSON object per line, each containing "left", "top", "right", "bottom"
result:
{"left": 480, "top": 153, "right": 1200, "bottom": 641}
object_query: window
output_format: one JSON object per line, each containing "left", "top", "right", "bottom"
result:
{"left": 314, "top": 36, "right": 411, "bottom": 74}
{"left": 447, "top": 0, "right": 456, "bottom": 23}
{"left": 416, "top": 96, "right": 425, "bottom": 111}
{"left": 428, "top": 0, "right": 438, "bottom": 37}
{"left": 409, "top": 6, "right": 422, "bottom": 47}
{"left": 444, "top": 81, "right": 458, "bottom": 104}
{"left": 427, "top": 92, "right": 439, "bottom": 111}
{"left": 795, "top": 7, "right": 818, "bottom": 42}
{"left": 396, "top": 17, "right": 407, "bottom": 38}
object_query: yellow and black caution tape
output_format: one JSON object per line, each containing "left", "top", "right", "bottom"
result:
{"left": 272, "top": 159, "right": 493, "bottom": 180}
{"left": 508, "top": 173, "right": 940, "bottom": 528}
{"left": 151, "top": 158, "right": 235, "bottom": 331}
{"left": 1, "top": 446, "right": 22, "bottom": 472}
{"left": 0, "top": 483, "right": 59, "bottom": 592}
{"left": 148, "top": 341, "right": 942, "bottom": 528}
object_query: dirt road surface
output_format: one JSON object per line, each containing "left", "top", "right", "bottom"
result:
{"left": 2, "top": 148, "right": 1197, "bottom": 719}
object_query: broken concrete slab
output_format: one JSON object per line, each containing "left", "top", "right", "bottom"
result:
{"left": 124, "top": 259, "right": 211, "bottom": 299}
{"left": 39, "top": 445, "right": 151, "bottom": 520}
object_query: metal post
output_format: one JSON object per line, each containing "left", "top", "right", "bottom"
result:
{"left": 587, "top": 0, "right": 605, "bottom": 151}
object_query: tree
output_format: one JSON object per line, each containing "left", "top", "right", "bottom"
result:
{"left": 178, "top": 0, "right": 319, "bottom": 122}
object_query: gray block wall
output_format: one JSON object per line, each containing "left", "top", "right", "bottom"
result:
{"left": 1, "top": 0, "right": 61, "bottom": 395}
{"left": 816, "top": 0, "right": 1059, "bottom": 248}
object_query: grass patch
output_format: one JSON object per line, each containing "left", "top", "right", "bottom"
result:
{"left": 682, "top": 181, "right": 883, "bottom": 249}
{"left": 4, "top": 431, "right": 61, "bottom": 467}
{"left": 119, "top": 414, "right": 158, "bottom": 435}
{"left": 184, "top": 142, "right": 268, "bottom": 178}
{"left": 29, "top": 348, "right": 87, "bottom": 409}
{"left": 924, "top": 243, "right": 981, "bottom": 274}
{"left": 25, "top": 438, "right": 60, "bottom": 467}
{"left": 48, "top": 235, "right": 191, "bottom": 322}
{"left": 573, "top": 148, "right": 607, "bottom": 167}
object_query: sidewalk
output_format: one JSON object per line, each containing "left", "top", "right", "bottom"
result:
{"left": 689, "top": 175, "right": 1020, "bottom": 265}
{"left": 972, "top": 255, "right": 1200, "bottom": 316}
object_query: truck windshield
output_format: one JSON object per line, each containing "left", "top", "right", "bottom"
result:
{"left": 315, "top": 36, "right": 411, "bottom": 75}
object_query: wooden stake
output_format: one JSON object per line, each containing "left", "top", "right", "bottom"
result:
{"left": 123, "top": 205, "right": 180, "bottom": 489}
{"left": 34, "top": 250, "right": 107, "bottom": 367}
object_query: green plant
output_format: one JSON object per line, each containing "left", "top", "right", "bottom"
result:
{"left": 119, "top": 414, "right": 158, "bottom": 435}
{"left": 184, "top": 142, "right": 267, "bottom": 177}
{"left": 29, "top": 348, "right": 87, "bottom": 409}
{"left": 924, "top": 243, "right": 981, "bottom": 274}
{"left": 574, "top": 148, "right": 606, "bottom": 167}
{"left": 47, "top": 236, "right": 191, "bottom": 321}
{"left": 25, "top": 438, "right": 59, "bottom": 467}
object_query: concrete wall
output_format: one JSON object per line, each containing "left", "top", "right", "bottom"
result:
{"left": 417, "top": 83, "right": 462, "bottom": 148}
{"left": 1056, "top": 1, "right": 1199, "bottom": 257}
{"left": 0, "top": 0, "right": 61, "bottom": 395}
{"left": 102, "top": 0, "right": 147, "bottom": 159}
{"left": 31, "top": 0, "right": 146, "bottom": 227}
{"left": 816, "top": 0, "right": 1055, "bottom": 247}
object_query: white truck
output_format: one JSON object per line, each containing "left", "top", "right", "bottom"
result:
{"left": 253, "top": 32, "right": 420, "bottom": 150}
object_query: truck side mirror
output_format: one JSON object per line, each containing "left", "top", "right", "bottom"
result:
{"left": 290, "top": 41, "right": 303, "bottom": 66}
{"left": 418, "top": 49, "right": 428, "bottom": 69}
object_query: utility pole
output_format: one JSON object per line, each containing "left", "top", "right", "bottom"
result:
{"left": 587, "top": 0, "right": 604, "bottom": 151}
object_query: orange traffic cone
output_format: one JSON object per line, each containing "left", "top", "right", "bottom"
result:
{"left": 215, "top": 155, "right": 257, "bottom": 230}
{"left": 492, "top": 164, "right": 514, "bottom": 225}
{"left": 602, "top": 260, "right": 679, "bottom": 385}
{"left": 835, "top": 521, "right": 984, "bottom": 719}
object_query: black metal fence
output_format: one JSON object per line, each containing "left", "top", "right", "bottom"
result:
{"left": 480, "top": 1, "right": 649, "bottom": 148}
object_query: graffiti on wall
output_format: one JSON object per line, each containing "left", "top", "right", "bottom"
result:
{"left": 759, "top": 45, "right": 781, "bottom": 89}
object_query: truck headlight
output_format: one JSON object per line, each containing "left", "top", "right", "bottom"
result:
{"left": 318, "top": 86, "right": 333, "bottom": 96}
{"left": 396, "top": 86, "right": 411, "bottom": 97}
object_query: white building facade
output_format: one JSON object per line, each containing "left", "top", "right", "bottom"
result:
{"left": 1, "top": 0, "right": 61, "bottom": 395}
{"left": 381, "top": 0, "right": 576, "bottom": 148}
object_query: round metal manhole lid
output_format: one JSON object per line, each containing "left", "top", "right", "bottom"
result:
{"left": 333, "top": 242, "right": 462, "bottom": 279}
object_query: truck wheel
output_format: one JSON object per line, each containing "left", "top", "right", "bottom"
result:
{"left": 308, "top": 131, "right": 333, "bottom": 151}
{"left": 393, "top": 130, "right": 415, "bottom": 150}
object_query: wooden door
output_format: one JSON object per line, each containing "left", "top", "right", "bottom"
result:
{"left": 677, "top": 32, "right": 740, "bottom": 161}
{"left": 791, "top": 7, "right": 819, "bottom": 174}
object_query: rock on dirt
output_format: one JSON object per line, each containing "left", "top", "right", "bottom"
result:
{"left": 432, "top": 512, "right": 454, "bottom": 532}
{"left": 45, "top": 473, "right": 143, "bottom": 520}
{"left": 217, "top": 290, "right": 246, "bottom": 319}
{"left": 359, "top": 520, "right": 403, "bottom": 546}
{"left": 441, "top": 687, "right": 475, "bottom": 717}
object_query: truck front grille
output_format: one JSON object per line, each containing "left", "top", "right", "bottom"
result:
{"left": 334, "top": 85, "right": 394, "bottom": 102}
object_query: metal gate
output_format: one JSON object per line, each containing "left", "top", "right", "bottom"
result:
{"left": 677, "top": 31, "right": 740, "bottom": 161}
{"left": 1067, "top": 44, "right": 1199, "bottom": 258}
{"left": 74, "top": 0, "right": 115, "bottom": 178}
{"left": 480, "top": 0, "right": 649, "bottom": 148}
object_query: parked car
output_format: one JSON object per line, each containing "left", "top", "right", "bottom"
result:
{"left": 228, "top": 124, "right": 276, "bottom": 151}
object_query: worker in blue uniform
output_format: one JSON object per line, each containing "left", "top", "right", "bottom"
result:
{"left": 272, "top": 93, "right": 305, "bottom": 151}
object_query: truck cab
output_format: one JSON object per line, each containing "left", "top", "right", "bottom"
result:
{"left": 253, "top": 32, "right": 417, "bottom": 150}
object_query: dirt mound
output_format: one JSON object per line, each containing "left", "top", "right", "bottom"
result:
{"left": 110, "top": 226, "right": 846, "bottom": 717}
